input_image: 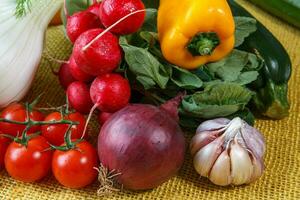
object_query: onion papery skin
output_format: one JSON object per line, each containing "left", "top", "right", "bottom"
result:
{"left": 98, "top": 104, "right": 186, "bottom": 190}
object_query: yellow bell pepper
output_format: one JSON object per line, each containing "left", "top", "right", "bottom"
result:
{"left": 157, "top": 0, "right": 235, "bottom": 69}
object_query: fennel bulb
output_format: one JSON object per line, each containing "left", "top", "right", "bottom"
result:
{"left": 0, "top": 0, "right": 63, "bottom": 108}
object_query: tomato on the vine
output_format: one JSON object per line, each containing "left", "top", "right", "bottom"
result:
{"left": 0, "top": 103, "right": 45, "bottom": 137}
{"left": 41, "top": 112, "right": 86, "bottom": 146}
{"left": 4, "top": 136, "right": 52, "bottom": 182}
{"left": 0, "top": 135, "right": 10, "bottom": 169}
{"left": 52, "top": 141, "right": 98, "bottom": 189}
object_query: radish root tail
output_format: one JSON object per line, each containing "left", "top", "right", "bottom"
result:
{"left": 81, "top": 103, "right": 98, "bottom": 139}
{"left": 95, "top": 164, "right": 122, "bottom": 196}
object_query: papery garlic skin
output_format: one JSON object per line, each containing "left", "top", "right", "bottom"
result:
{"left": 0, "top": 0, "right": 63, "bottom": 108}
{"left": 191, "top": 117, "right": 266, "bottom": 186}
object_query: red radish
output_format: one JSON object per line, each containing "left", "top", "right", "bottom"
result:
{"left": 69, "top": 56, "right": 94, "bottom": 83}
{"left": 97, "top": 95, "right": 185, "bottom": 190}
{"left": 72, "top": 29, "right": 122, "bottom": 76}
{"left": 87, "top": 2, "right": 102, "bottom": 17}
{"left": 67, "top": 81, "right": 93, "bottom": 114}
{"left": 66, "top": 11, "right": 102, "bottom": 43}
{"left": 99, "top": 0, "right": 146, "bottom": 35}
{"left": 90, "top": 73, "right": 131, "bottom": 113}
{"left": 58, "top": 63, "right": 76, "bottom": 90}
{"left": 97, "top": 112, "right": 113, "bottom": 125}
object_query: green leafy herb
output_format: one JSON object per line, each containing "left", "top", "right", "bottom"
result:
{"left": 119, "top": 37, "right": 169, "bottom": 89}
{"left": 142, "top": 0, "right": 159, "bottom": 9}
{"left": 180, "top": 83, "right": 253, "bottom": 119}
{"left": 170, "top": 65, "right": 203, "bottom": 89}
{"left": 234, "top": 17, "right": 257, "bottom": 47}
{"left": 15, "top": 0, "right": 32, "bottom": 18}
{"left": 206, "top": 49, "right": 261, "bottom": 85}
{"left": 141, "top": 9, "right": 158, "bottom": 32}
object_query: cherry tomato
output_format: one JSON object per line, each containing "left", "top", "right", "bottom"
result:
{"left": 52, "top": 141, "right": 98, "bottom": 189}
{"left": 0, "top": 135, "right": 10, "bottom": 170}
{"left": 4, "top": 136, "right": 52, "bottom": 182}
{"left": 41, "top": 112, "right": 86, "bottom": 146}
{"left": 0, "top": 103, "right": 45, "bottom": 137}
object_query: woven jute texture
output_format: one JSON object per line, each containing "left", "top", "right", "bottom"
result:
{"left": 1, "top": 0, "right": 299, "bottom": 199}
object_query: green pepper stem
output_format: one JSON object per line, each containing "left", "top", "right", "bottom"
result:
{"left": 187, "top": 32, "right": 220, "bottom": 56}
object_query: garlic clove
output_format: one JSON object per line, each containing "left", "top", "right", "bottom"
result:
{"left": 242, "top": 124, "right": 266, "bottom": 159}
{"left": 209, "top": 150, "right": 232, "bottom": 186}
{"left": 193, "top": 136, "right": 224, "bottom": 177}
{"left": 196, "top": 118, "right": 230, "bottom": 132}
{"left": 190, "top": 130, "right": 219, "bottom": 156}
{"left": 230, "top": 141, "right": 253, "bottom": 185}
{"left": 248, "top": 153, "right": 264, "bottom": 183}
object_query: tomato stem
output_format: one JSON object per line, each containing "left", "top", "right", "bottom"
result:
{"left": 49, "top": 123, "right": 83, "bottom": 151}
{"left": 0, "top": 118, "right": 79, "bottom": 126}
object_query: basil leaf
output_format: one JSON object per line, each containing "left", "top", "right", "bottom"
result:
{"left": 170, "top": 65, "right": 203, "bottom": 89}
{"left": 181, "top": 83, "right": 253, "bottom": 119}
{"left": 234, "top": 17, "right": 257, "bottom": 47}
{"left": 120, "top": 37, "right": 169, "bottom": 89}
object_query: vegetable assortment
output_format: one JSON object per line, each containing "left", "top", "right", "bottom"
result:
{"left": 0, "top": 0, "right": 294, "bottom": 196}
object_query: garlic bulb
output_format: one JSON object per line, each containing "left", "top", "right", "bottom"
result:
{"left": 190, "top": 117, "right": 266, "bottom": 186}
{"left": 0, "top": 0, "right": 63, "bottom": 108}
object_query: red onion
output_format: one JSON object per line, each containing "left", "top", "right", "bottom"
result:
{"left": 97, "top": 96, "right": 185, "bottom": 190}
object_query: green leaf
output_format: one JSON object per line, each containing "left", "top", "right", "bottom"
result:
{"left": 119, "top": 37, "right": 169, "bottom": 89}
{"left": 206, "top": 50, "right": 261, "bottom": 85}
{"left": 192, "top": 67, "right": 214, "bottom": 82}
{"left": 234, "top": 17, "right": 257, "bottom": 47}
{"left": 180, "top": 83, "right": 253, "bottom": 119}
{"left": 207, "top": 50, "right": 248, "bottom": 82}
{"left": 141, "top": 9, "right": 158, "bottom": 32}
{"left": 142, "top": 0, "right": 159, "bottom": 8}
{"left": 170, "top": 65, "right": 203, "bottom": 89}
{"left": 234, "top": 71, "right": 259, "bottom": 85}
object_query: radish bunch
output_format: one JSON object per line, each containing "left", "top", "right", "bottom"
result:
{"left": 56, "top": 0, "right": 146, "bottom": 118}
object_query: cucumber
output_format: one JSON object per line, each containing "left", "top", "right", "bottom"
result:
{"left": 248, "top": 0, "right": 300, "bottom": 29}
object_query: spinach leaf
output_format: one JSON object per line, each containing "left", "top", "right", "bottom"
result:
{"left": 180, "top": 83, "right": 253, "bottom": 119}
{"left": 234, "top": 17, "right": 257, "bottom": 47}
{"left": 207, "top": 50, "right": 249, "bottom": 82}
{"left": 206, "top": 50, "right": 260, "bottom": 85}
{"left": 119, "top": 37, "right": 169, "bottom": 89}
{"left": 170, "top": 65, "right": 203, "bottom": 89}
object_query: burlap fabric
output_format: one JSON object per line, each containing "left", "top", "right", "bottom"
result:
{"left": 0, "top": 0, "right": 299, "bottom": 199}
